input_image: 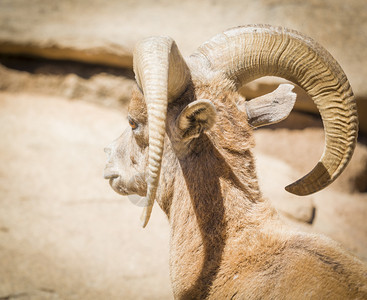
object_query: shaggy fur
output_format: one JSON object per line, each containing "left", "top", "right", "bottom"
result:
{"left": 105, "top": 76, "right": 367, "bottom": 299}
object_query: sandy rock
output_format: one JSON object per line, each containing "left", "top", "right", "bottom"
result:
{"left": 0, "top": 0, "right": 365, "bottom": 94}
{"left": 338, "top": 142, "right": 367, "bottom": 193}
{"left": 1, "top": 0, "right": 366, "bottom": 133}
{"left": 0, "top": 58, "right": 135, "bottom": 107}
{"left": 255, "top": 153, "right": 316, "bottom": 224}
{"left": 0, "top": 39, "right": 132, "bottom": 69}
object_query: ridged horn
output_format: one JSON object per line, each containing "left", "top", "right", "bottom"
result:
{"left": 133, "top": 36, "right": 190, "bottom": 227}
{"left": 190, "top": 25, "right": 358, "bottom": 195}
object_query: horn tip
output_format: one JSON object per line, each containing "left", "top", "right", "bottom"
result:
{"left": 140, "top": 204, "right": 153, "bottom": 228}
{"left": 285, "top": 183, "right": 311, "bottom": 196}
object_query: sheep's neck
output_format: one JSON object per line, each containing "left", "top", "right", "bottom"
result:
{"left": 167, "top": 144, "right": 275, "bottom": 298}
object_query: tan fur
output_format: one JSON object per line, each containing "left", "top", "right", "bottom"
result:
{"left": 104, "top": 77, "right": 367, "bottom": 299}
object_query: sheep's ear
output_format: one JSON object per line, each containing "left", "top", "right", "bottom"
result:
{"left": 239, "top": 84, "right": 297, "bottom": 128}
{"left": 176, "top": 99, "right": 217, "bottom": 140}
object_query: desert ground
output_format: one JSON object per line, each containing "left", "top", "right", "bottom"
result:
{"left": 0, "top": 1, "right": 366, "bottom": 299}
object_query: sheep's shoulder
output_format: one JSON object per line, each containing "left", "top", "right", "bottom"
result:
{"left": 212, "top": 232, "right": 367, "bottom": 299}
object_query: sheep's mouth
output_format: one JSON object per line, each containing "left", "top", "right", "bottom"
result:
{"left": 107, "top": 175, "right": 142, "bottom": 196}
{"left": 103, "top": 170, "right": 119, "bottom": 180}
{"left": 103, "top": 169, "right": 128, "bottom": 195}
{"left": 104, "top": 167, "right": 147, "bottom": 198}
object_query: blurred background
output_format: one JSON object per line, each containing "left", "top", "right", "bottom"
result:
{"left": 0, "top": 0, "right": 366, "bottom": 299}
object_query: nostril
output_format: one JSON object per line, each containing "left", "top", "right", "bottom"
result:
{"left": 104, "top": 170, "right": 119, "bottom": 180}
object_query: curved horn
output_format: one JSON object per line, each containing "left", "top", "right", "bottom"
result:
{"left": 133, "top": 36, "right": 190, "bottom": 227}
{"left": 190, "top": 25, "right": 358, "bottom": 196}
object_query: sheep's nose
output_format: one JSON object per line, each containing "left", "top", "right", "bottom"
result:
{"left": 104, "top": 146, "right": 111, "bottom": 156}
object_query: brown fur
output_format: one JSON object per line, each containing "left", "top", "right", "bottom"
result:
{"left": 104, "top": 76, "right": 367, "bottom": 299}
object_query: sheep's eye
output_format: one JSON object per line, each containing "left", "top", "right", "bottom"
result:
{"left": 128, "top": 117, "right": 138, "bottom": 130}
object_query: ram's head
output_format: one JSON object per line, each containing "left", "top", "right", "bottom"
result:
{"left": 104, "top": 25, "right": 358, "bottom": 227}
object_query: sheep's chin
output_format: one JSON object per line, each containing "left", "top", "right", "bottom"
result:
{"left": 109, "top": 178, "right": 147, "bottom": 207}
{"left": 109, "top": 177, "right": 134, "bottom": 196}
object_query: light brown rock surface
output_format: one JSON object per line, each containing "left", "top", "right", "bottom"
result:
{"left": 0, "top": 57, "right": 135, "bottom": 107}
{"left": 1, "top": 0, "right": 366, "bottom": 132}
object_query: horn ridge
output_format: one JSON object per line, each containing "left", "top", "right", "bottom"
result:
{"left": 191, "top": 24, "right": 358, "bottom": 195}
{"left": 133, "top": 36, "right": 190, "bottom": 227}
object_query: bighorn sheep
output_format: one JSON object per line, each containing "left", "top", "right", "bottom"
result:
{"left": 104, "top": 25, "right": 367, "bottom": 299}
